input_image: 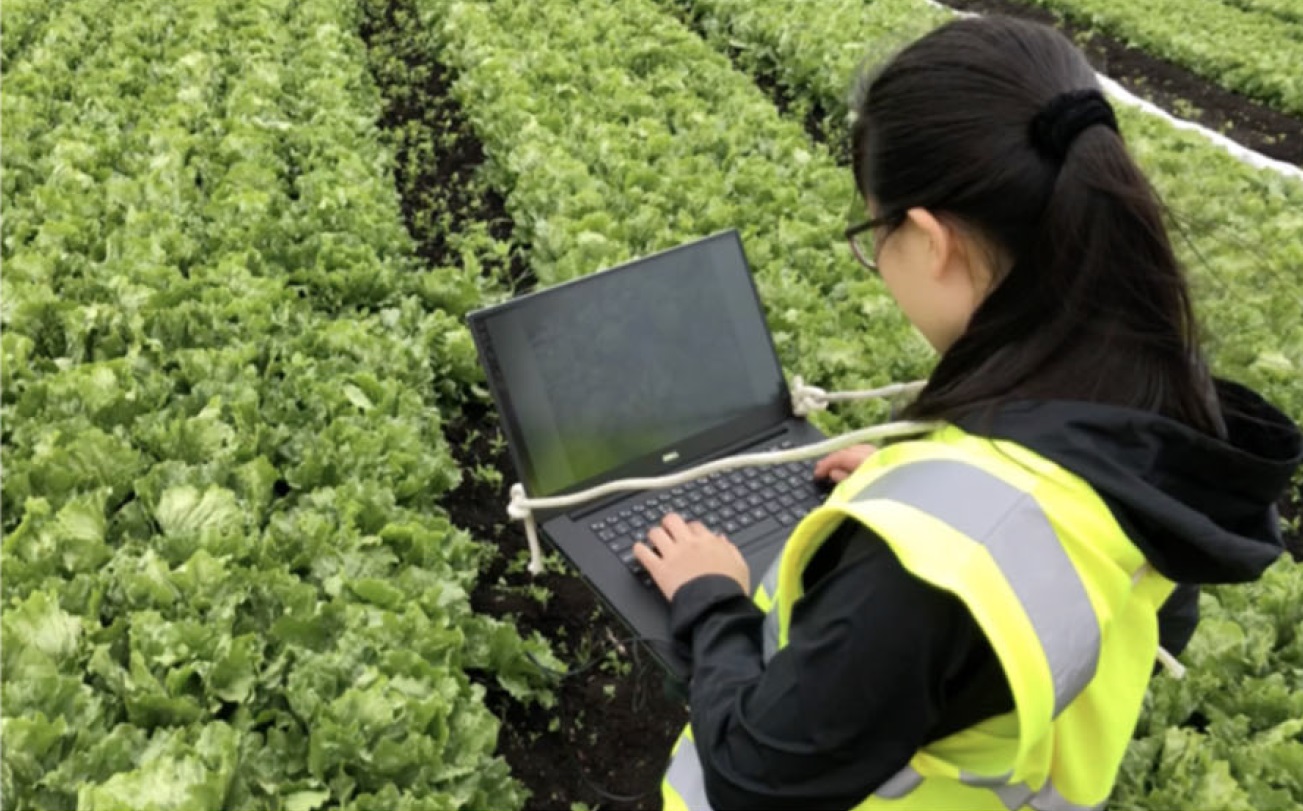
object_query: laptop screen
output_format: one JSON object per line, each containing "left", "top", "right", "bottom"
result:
{"left": 469, "top": 231, "right": 789, "bottom": 498}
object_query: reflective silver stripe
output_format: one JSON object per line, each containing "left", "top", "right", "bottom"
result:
{"left": 759, "top": 557, "right": 780, "bottom": 603}
{"left": 994, "top": 783, "right": 1036, "bottom": 810}
{"left": 853, "top": 460, "right": 1101, "bottom": 714}
{"left": 762, "top": 607, "right": 779, "bottom": 662}
{"left": 665, "top": 736, "right": 714, "bottom": 811}
{"left": 962, "top": 770, "right": 1103, "bottom": 810}
{"left": 1030, "top": 780, "right": 1106, "bottom": 811}
{"left": 880, "top": 767, "right": 1101, "bottom": 808}
{"left": 874, "top": 764, "right": 924, "bottom": 799}
{"left": 961, "top": 769, "right": 1015, "bottom": 788}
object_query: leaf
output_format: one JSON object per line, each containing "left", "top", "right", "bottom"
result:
{"left": 284, "top": 790, "right": 333, "bottom": 811}
{"left": 77, "top": 724, "right": 240, "bottom": 811}
{"left": 154, "top": 486, "right": 243, "bottom": 539}
{"left": 342, "top": 384, "right": 375, "bottom": 411}
{"left": 2, "top": 590, "right": 83, "bottom": 666}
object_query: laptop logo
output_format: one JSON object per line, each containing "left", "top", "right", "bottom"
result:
{"left": 662, "top": 450, "right": 680, "bottom": 464}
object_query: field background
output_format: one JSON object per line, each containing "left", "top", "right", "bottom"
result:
{"left": 3, "top": 0, "right": 1301, "bottom": 809}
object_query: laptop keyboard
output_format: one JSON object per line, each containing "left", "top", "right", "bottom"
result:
{"left": 586, "top": 441, "right": 826, "bottom": 587}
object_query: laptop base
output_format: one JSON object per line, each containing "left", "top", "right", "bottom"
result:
{"left": 540, "top": 416, "right": 829, "bottom": 683}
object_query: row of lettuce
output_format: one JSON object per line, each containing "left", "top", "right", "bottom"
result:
{"left": 1227, "top": 0, "right": 1303, "bottom": 26}
{"left": 4, "top": 0, "right": 1300, "bottom": 808}
{"left": 0, "top": 0, "right": 65, "bottom": 64}
{"left": 412, "top": 0, "right": 1303, "bottom": 807}
{"left": 0, "top": 0, "right": 557, "bottom": 808}
{"left": 1006, "top": 0, "right": 1303, "bottom": 116}
{"left": 415, "top": 0, "right": 938, "bottom": 435}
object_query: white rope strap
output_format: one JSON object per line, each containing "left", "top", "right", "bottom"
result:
{"left": 508, "top": 379, "right": 932, "bottom": 574}
{"left": 790, "top": 375, "right": 928, "bottom": 417}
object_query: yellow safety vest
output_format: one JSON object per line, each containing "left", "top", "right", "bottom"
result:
{"left": 662, "top": 424, "right": 1175, "bottom": 811}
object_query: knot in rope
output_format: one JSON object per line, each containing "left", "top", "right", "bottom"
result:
{"left": 790, "top": 376, "right": 829, "bottom": 417}
{"left": 508, "top": 483, "right": 547, "bottom": 575}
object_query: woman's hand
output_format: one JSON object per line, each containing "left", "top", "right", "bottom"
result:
{"left": 634, "top": 513, "right": 750, "bottom": 602}
{"left": 813, "top": 443, "right": 878, "bottom": 484}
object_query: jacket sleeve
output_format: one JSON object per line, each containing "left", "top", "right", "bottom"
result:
{"left": 1156, "top": 582, "right": 1200, "bottom": 656}
{"left": 667, "top": 522, "right": 1013, "bottom": 811}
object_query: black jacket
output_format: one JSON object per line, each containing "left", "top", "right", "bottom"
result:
{"left": 668, "top": 380, "right": 1301, "bottom": 810}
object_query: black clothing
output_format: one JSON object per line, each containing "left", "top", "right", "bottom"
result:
{"left": 668, "top": 379, "right": 1301, "bottom": 810}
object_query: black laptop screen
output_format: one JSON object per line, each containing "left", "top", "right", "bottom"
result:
{"left": 470, "top": 231, "right": 788, "bottom": 498}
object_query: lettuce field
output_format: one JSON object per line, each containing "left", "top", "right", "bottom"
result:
{"left": 2, "top": 0, "right": 1301, "bottom": 809}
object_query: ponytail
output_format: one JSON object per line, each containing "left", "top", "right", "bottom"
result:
{"left": 850, "top": 16, "right": 1221, "bottom": 435}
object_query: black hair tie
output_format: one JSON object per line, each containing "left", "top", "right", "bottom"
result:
{"left": 1029, "top": 88, "right": 1118, "bottom": 163}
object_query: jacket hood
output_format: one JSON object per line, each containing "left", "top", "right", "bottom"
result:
{"left": 955, "top": 379, "right": 1302, "bottom": 585}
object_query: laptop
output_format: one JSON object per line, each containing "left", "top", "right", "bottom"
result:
{"left": 466, "top": 230, "right": 830, "bottom": 681}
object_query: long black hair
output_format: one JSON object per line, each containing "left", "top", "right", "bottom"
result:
{"left": 851, "top": 16, "right": 1223, "bottom": 436}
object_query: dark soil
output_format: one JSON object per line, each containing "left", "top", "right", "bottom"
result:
{"left": 358, "top": 2, "right": 684, "bottom": 808}
{"left": 446, "top": 402, "right": 688, "bottom": 810}
{"left": 357, "top": 0, "right": 532, "bottom": 289}
{"left": 936, "top": 0, "right": 1303, "bottom": 167}
{"left": 668, "top": 2, "right": 840, "bottom": 157}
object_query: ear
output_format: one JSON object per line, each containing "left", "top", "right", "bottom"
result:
{"left": 903, "top": 207, "right": 956, "bottom": 282}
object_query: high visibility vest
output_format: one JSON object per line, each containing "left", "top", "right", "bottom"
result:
{"left": 662, "top": 425, "right": 1176, "bottom": 811}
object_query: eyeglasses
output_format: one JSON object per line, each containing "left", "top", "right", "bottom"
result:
{"left": 845, "top": 196, "right": 902, "bottom": 274}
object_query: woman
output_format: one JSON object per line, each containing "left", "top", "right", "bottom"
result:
{"left": 631, "top": 15, "right": 1301, "bottom": 811}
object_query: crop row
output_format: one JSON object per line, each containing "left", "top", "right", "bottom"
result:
{"left": 0, "top": 0, "right": 69, "bottom": 64}
{"left": 1008, "top": 0, "right": 1303, "bottom": 116}
{"left": 355, "top": 0, "right": 525, "bottom": 302}
{"left": 1, "top": 0, "right": 554, "bottom": 808}
{"left": 1220, "top": 0, "right": 1303, "bottom": 27}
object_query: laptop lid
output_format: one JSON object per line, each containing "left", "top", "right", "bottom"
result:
{"left": 467, "top": 230, "right": 791, "bottom": 505}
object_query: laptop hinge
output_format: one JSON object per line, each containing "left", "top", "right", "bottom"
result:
{"left": 565, "top": 423, "right": 791, "bottom": 520}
